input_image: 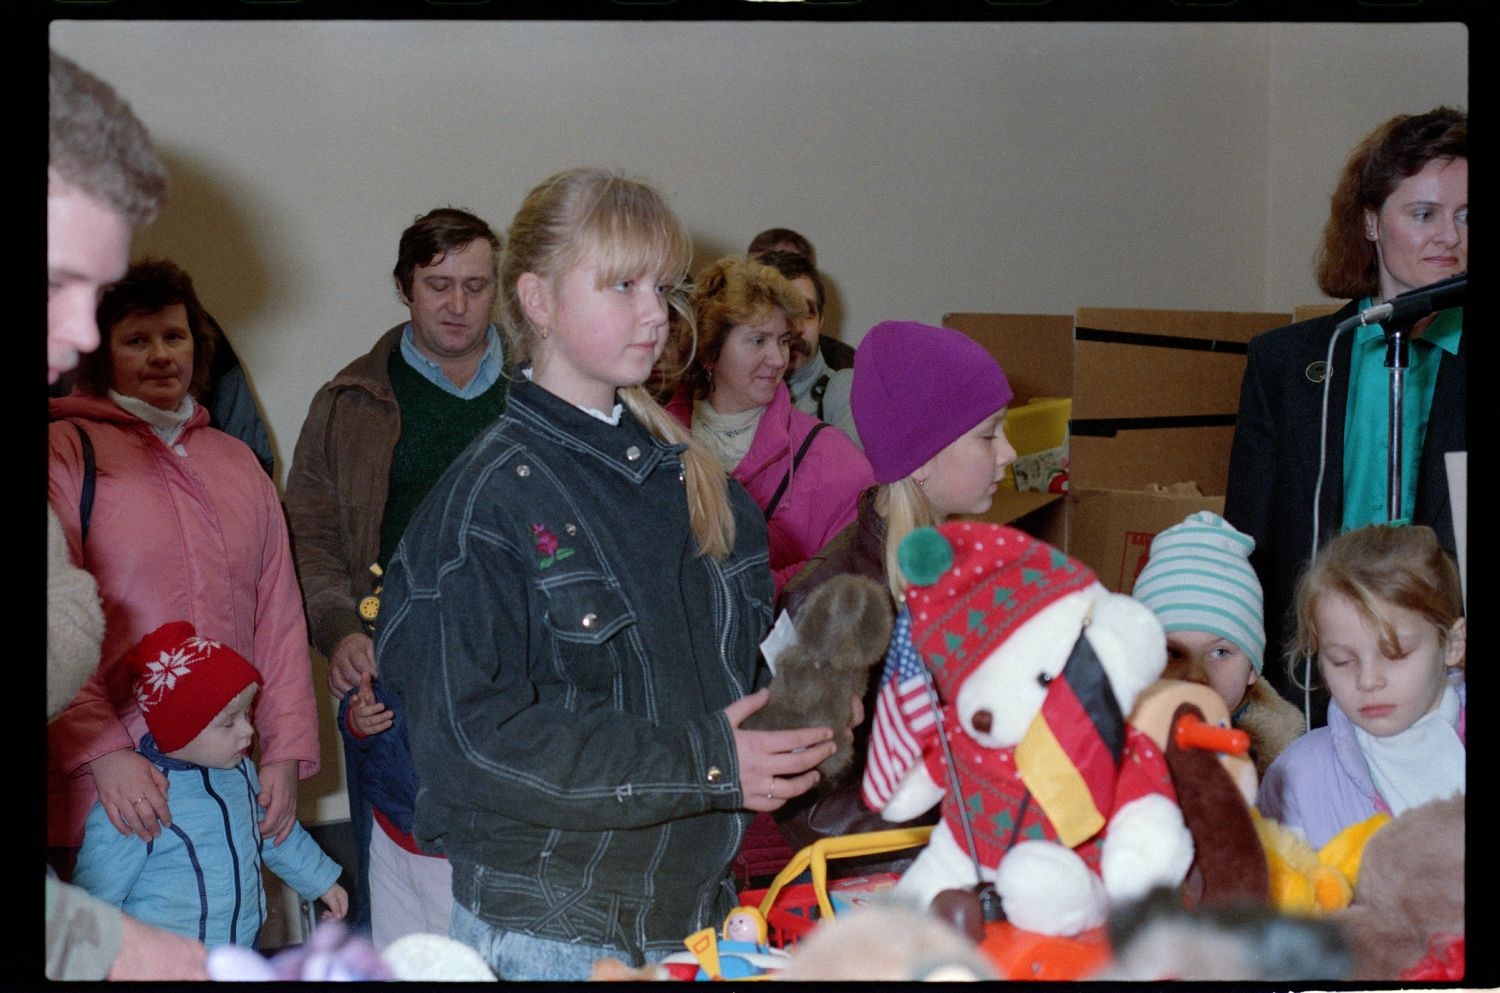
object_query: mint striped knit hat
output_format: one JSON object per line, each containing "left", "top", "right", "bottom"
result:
{"left": 1131, "top": 511, "right": 1265, "bottom": 673}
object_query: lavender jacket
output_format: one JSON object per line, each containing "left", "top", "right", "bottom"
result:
{"left": 1257, "top": 680, "right": 1465, "bottom": 848}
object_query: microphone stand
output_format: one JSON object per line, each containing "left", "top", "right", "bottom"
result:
{"left": 1383, "top": 316, "right": 1413, "bottom": 524}
{"left": 1344, "top": 273, "right": 1466, "bottom": 524}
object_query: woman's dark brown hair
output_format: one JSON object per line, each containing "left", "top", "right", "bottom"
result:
{"left": 79, "top": 258, "right": 218, "bottom": 401}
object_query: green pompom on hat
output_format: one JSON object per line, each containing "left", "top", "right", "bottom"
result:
{"left": 898, "top": 526, "right": 954, "bottom": 588}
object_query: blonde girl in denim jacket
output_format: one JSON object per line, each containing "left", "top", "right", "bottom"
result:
{"left": 378, "top": 169, "right": 837, "bottom": 981}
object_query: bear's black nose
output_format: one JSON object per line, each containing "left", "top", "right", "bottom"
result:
{"left": 971, "top": 710, "right": 992, "bottom": 734}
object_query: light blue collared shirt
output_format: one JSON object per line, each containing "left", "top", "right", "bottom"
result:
{"left": 398, "top": 323, "right": 504, "bottom": 399}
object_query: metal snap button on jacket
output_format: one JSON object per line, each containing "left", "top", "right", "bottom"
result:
{"left": 625, "top": 445, "right": 642, "bottom": 462}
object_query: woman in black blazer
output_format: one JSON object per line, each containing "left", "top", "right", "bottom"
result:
{"left": 1226, "top": 107, "right": 1466, "bottom": 726}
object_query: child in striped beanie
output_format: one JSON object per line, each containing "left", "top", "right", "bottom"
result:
{"left": 1132, "top": 511, "right": 1304, "bottom": 775}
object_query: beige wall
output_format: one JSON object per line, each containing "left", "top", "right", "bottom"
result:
{"left": 50, "top": 18, "right": 1466, "bottom": 822}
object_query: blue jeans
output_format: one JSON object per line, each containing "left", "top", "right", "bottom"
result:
{"left": 449, "top": 901, "right": 667, "bottom": 981}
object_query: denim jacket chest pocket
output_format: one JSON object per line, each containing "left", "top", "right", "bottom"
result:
{"left": 539, "top": 574, "right": 637, "bottom": 707}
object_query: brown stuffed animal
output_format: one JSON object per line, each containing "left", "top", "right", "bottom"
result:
{"left": 1329, "top": 794, "right": 1464, "bottom": 981}
{"left": 1131, "top": 680, "right": 1268, "bottom": 910}
{"left": 742, "top": 574, "right": 893, "bottom": 782}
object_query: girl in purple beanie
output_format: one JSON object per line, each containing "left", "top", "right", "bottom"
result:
{"left": 783, "top": 320, "right": 1016, "bottom": 610}
{"left": 776, "top": 320, "right": 1016, "bottom": 850}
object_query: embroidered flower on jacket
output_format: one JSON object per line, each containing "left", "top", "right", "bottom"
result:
{"left": 531, "top": 523, "right": 575, "bottom": 570}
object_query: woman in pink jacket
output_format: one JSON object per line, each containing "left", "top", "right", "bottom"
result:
{"left": 47, "top": 260, "right": 318, "bottom": 870}
{"left": 667, "top": 257, "right": 874, "bottom": 603}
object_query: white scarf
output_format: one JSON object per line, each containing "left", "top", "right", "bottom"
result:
{"left": 1355, "top": 681, "right": 1465, "bottom": 816}
{"left": 692, "top": 398, "right": 763, "bottom": 472}
{"left": 109, "top": 390, "right": 196, "bottom": 447}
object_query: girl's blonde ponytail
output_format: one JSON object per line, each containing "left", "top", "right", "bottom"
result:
{"left": 620, "top": 385, "right": 735, "bottom": 559}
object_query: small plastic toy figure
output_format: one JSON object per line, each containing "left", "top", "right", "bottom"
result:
{"left": 676, "top": 905, "right": 788, "bottom": 980}
{"left": 722, "top": 906, "right": 770, "bottom": 948}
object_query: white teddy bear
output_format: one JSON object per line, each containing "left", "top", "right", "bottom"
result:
{"left": 866, "top": 523, "right": 1193, "bottom": 936}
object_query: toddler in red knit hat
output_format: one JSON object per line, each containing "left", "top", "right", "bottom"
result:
{"left": 71, "top": 621, "right": 347, "bottom": 948}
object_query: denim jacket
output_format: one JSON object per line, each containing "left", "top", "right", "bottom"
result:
{"left": 377, "top": 380, "right": 773, "bottom": 961}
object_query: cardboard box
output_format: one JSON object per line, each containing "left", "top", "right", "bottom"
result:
{"left": 1069, "top": 483, "right": 1225, "bottom": 593}
{"left": 944, "top": 307, "right": 1290, "bottom": 591}
{"left": 1294, "top": 302, "right": 1344, "bottom": 323}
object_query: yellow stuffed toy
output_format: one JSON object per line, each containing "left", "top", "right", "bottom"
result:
{"left": 1252, "top": 810, "right": 1390, "bottom": 915}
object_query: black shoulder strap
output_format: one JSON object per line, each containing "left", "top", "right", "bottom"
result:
{"left": 763, "top": 421, "right": 830, "bottom": 522}
{"left": 72, "top": 422, "right": 96, "bottom": 545}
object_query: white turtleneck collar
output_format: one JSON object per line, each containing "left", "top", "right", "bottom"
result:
{"left": 108, "top": 389, "right": 197, "bottom": 447}
{"left": 521, "top": 366, "right": 623, "bottom": 425}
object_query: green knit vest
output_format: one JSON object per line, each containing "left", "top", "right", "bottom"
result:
{"left": 380, "top": 350, "right": 509, "bottom": 568}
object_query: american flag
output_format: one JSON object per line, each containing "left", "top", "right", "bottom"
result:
{"left": 861, "top": 608, "right": 940, "bottom": 811}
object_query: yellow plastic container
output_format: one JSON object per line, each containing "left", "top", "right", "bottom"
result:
{"left": 1000, "top": 396, "right": 1071, "bottom": 490}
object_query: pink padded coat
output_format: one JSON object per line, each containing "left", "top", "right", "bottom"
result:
{"left": 47, "top": 394, "right": 318, "bottom": 846}
{"left": 670, "top": 382, "right": 874, "bottom": 600}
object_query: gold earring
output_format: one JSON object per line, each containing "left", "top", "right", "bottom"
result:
{"left": 540, "top": 326, "right": 550, "bottom": 340}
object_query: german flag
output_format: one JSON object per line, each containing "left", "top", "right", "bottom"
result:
{"left": 1014, "top": 630, "right": 1125, "bottom": 848}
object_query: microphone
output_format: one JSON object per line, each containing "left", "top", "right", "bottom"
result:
{"left": 1357, "top": 273, "right": 1467, "bottom": 327}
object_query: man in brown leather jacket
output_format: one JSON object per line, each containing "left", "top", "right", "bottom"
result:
{"left": 282, "top": 207, "right": 506, "bottom": 935}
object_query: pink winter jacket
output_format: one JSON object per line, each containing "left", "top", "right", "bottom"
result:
{"left": 47, "top": 394, "right": 319, "bottom": 846}
{"left": 670, "top": 383, "right": 874, "bottom": 599}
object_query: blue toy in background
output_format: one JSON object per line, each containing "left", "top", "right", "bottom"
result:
{"left": 673, "top": 906, "right": 790, "bottom": 981}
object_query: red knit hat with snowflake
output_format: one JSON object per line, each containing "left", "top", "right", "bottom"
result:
{"left": 125, "top": 621, "right": 262, "bottom": 752}
{"left": 897, "top": 521, "right": 1098, "bottom": 701}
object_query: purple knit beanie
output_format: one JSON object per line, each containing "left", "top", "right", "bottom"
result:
{"left": 851, "top": 321, "right": 1013, "bottom": 483}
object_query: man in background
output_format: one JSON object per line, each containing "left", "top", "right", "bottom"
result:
{"left": 747, "top": 226, "right": 854, "bottom": 371}
{"left": 283, "top": 207, "right": 507, "bottom": 938}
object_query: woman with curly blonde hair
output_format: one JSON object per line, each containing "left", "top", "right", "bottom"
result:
{"left": 666, "top": 256, "right": 875, "bottom": 602}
